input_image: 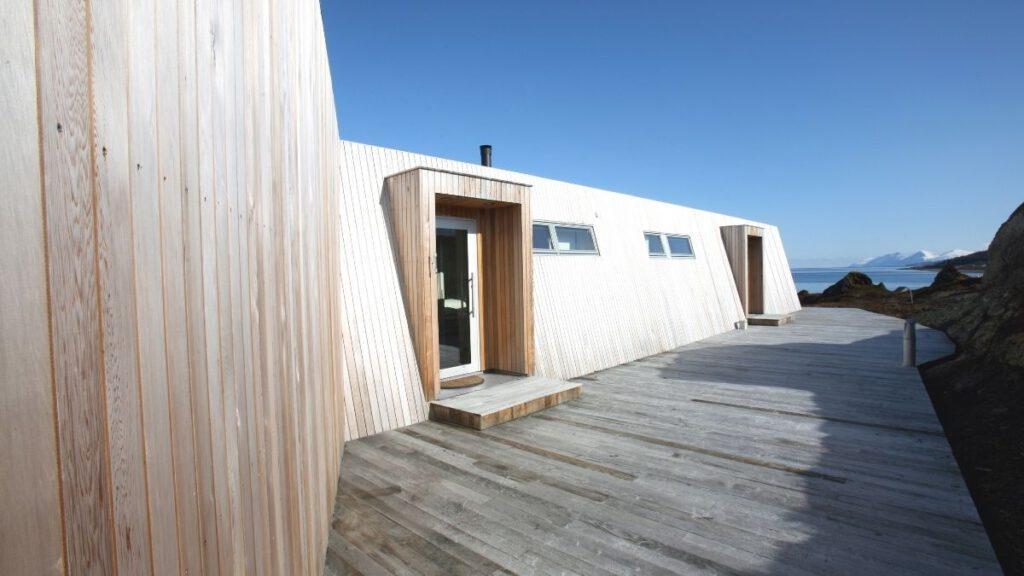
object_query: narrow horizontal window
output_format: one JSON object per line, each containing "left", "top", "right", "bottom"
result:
{"left": 645, "top": 233, "right": 666, "bottom": 256}
{"left": 532, "top": 221, "right": 599, "bottom": 255}
{"left": 666, "top": 235, "right": 694, "bottom": 258}
{"left": 554, "top": 225, "right": 597, "bottom": 252}
{"left": 532, "top": 224, "right": 554, "bottom": 251}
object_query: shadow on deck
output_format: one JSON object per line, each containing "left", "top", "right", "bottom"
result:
{"left": 325, "top": 308, "right": 1000, "bottom": 575}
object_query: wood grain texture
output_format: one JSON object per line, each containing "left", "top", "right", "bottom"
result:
{"left": 384, "top": 170, "right": 435, "bottom": 406}
{"left": 722, "top": 224, "right": 752, "bottom": 315}
{"left": 339, "top": 140, "right": 800, "bottom": 439}
{"left": 0, "top": 3, "right": 64, "bottom": 574}
{"left": 7, "top": 1, "right": 345, "bottom": 574}
{"left": 429, "top": 377, "right": 581, "bottom": 430}
{"left": 329, "top": 308, "right": 998, "bottom": 576}
{"left": 37, "top": 0, "right": 118, "bottom": 571}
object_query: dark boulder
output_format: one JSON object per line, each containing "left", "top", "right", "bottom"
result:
{"left": 797, "top": 289, "right": 818, "bottom": 305}
{"left": 932, "top": 263, "right": 970, "bottom": 287}
{"left": 920, "top": 202, "right": 1024, "bottom": 366}
{"left": 822, "top": 271, "right": 874, "bottom": 298}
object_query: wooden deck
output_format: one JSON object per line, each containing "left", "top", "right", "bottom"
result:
{"left": 326, "top": 308, "right": 1000, "bottom": 575}
{"left": 430, "top": 377, "right": 582, "bottom": 430}
{"left": 746, "top": 313, "right": 793, "bottom": 326}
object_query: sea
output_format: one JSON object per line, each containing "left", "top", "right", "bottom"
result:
{"left": 791, "top": 267, "right": 983, "bottom": 293}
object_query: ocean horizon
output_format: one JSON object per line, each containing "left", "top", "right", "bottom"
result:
{"left": 792, "top": 266, "right": 983, "bottom": 293}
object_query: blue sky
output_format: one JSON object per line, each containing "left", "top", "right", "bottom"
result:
{"left": 322, "top": 0, "right": 1023, "bottom": 266}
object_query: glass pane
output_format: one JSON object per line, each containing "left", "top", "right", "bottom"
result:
{"left": 532, "top": 224, "right": 553, "bottom": 250}
{"left": 645, "top": 233, "right": 665, "bottom": 255}
{"left": 436, "top": 228, "right": 472, "bottom": 369}
{"left": 553, "top": 226, "right": 596, "bottom": 252}
{"left": 667, "top": 235, "right": 693, "bottom": 257}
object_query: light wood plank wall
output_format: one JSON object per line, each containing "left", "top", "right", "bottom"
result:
{"left": 384, "top": 170, "right": 437, "bottom": 408}
{"left": 337, "top": 140, "right": 801, "bottom": 439}
{"left": 1, "top": 1, "right": 345, "bottom": 574}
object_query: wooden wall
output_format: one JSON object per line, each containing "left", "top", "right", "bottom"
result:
{"left": 384, "top": 170, "right": 438, "bottom": 405}
{"left": 479, "top": 203, "right": 534, "bottom": 375}
{"left": 722, "top": 224, "right": 763, "bottom": 315}
{"left": 427, "top": 170, "right": 534, "bottom": 382}
{"left": 1, "top": 1, "right": 344, "bottom": 574}
{"left": 337, "top": 140, "right": 801, "bottom": 439}
{"left": 385, "top": 168, "right": 532, "bottom": 401}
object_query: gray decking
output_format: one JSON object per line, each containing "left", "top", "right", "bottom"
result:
{"left": 326, "top": 308, "right": 1000, "bottom": 575}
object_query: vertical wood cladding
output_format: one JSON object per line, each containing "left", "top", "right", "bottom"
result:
{"left": 2, "top": 1, "right": 345, "bottom": 574}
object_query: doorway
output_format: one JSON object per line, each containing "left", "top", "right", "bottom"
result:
{"left": 436, "top": 216, "right": 481, "bottom": 379}
{"left": 747, "top": 235, "right": 764, "bottom": 315}
{"left": 721, "top": 224, "right": 766, "bottom": 318}
{"left": 385, "top": 167, "right": 533, "bottom": 401}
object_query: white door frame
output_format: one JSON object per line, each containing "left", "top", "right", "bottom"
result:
{"left": 436, "top": 216, "right": 481, "bottom": 379}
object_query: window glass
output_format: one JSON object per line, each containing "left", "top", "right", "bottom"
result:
{"left": 532, "top": 224, "right": 553, "bottom": 250}
{"left": 666, "top": 235, "right": 694, "bottom": 257}
{"left": 553, "top": 226, "right": 597, "bottom": 252}
{"left": 645, "top": 233, "right": 665, "bottom": 256}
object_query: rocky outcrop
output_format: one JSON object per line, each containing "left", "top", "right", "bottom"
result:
{"left": 821, "top": 271, "right": 874, "bottom": 298}
{"left": 919, "top": 203, "right": 1024, "bottom": 369}
{"left": 931, "top": 263, "right": 971, "bottom": 287}
{"left": 917, "top": 202, "right": 1024, "bottom": 574}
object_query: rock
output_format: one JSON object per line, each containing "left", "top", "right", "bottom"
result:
{"left": 932, "top": 263, "right": 970, "bottom": 286}
{"left": 797, "top": 289, "right": 818, "bottom": 306}
{"left": 919, "top": 202, "right": 1024, "bottom": 368}
{"left": 916, "top": 202, "right": 1024, "bottom": 570}
{"left": 821, "top": 271, "right": 874, "bottom": 298}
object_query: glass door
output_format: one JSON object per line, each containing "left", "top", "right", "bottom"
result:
{"left": 436, "top": 216, "right": 481, "bottom": 379}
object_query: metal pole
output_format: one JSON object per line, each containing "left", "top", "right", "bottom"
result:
{"left": 902, "top": 318, "right": 917, "bottom": 367}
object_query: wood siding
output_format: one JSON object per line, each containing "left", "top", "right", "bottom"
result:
{"left": 338, "top": 140, "right": 800, "bottom": 439}
{"left": 722, "top": 224, "right": 781, "bottom": 316}
{"left": 479, "top": 203, "right": 534, "bottom": 375}
{"left": 385, "top": 169, "right": 533, "bottom": 402}
{"left": 384, "top": 170, "right": 438, "bottom": 407}
{"left": 722, "top": 224, "right": 751, "bottom": 314}
{"left": 1, "top": 1, "right": 345, "bottom": 575}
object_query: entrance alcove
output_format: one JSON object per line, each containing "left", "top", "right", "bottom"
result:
{"left": 385, "top": 167, "right": 534, "bottom": 401}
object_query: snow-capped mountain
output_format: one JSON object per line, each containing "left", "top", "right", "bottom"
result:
{"left": 850, "top": 249, "right": 972, "bottom": 268}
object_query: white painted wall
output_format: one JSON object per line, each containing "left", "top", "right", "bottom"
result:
{"left": 337, "top": 140, "right": 800, "bottom": 439}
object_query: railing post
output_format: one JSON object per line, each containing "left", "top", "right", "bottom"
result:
{"left": 902, "top": 318, "right": 917, "bottom": 367}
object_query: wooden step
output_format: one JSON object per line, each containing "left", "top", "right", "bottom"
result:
{"left": 747, "top": 313, "right": 793, "bottom": 327}
{"left": 429, "top": 376, "right": 581, "bottom": 430}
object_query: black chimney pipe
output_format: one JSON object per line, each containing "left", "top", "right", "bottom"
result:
{"left": 480, "top": 144, "right": 492, "bottom": 167}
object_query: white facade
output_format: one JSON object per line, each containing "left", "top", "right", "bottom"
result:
{"left": 337, "top": 139, "right": 801, "bottom": 440}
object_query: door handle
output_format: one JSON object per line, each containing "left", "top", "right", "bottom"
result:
{"left": 468, "top": 273, "right": 475, "bottom": 317}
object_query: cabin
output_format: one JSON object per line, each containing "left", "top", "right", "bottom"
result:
{"left": 336, "top": 140, "right": 800, "bottom": 439}
{"left": 3, "top": 1, "right": 996, "bottom": 575}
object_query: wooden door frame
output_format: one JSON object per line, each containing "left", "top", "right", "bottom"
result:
{"left": 721, "top": 224, "right": 765, "bottom": 317}
{"left": 385, "top": 167, "right": 534, "bottom": 401}
{"left": 746, "top": 234, "right": 764, "bottom": 315}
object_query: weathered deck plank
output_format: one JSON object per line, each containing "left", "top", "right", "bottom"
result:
{"left": 328, "top": 308, "right": 1000, "bottom": 575}
{"left": 430, "top": 377, "right": 583, "bottom": 430}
